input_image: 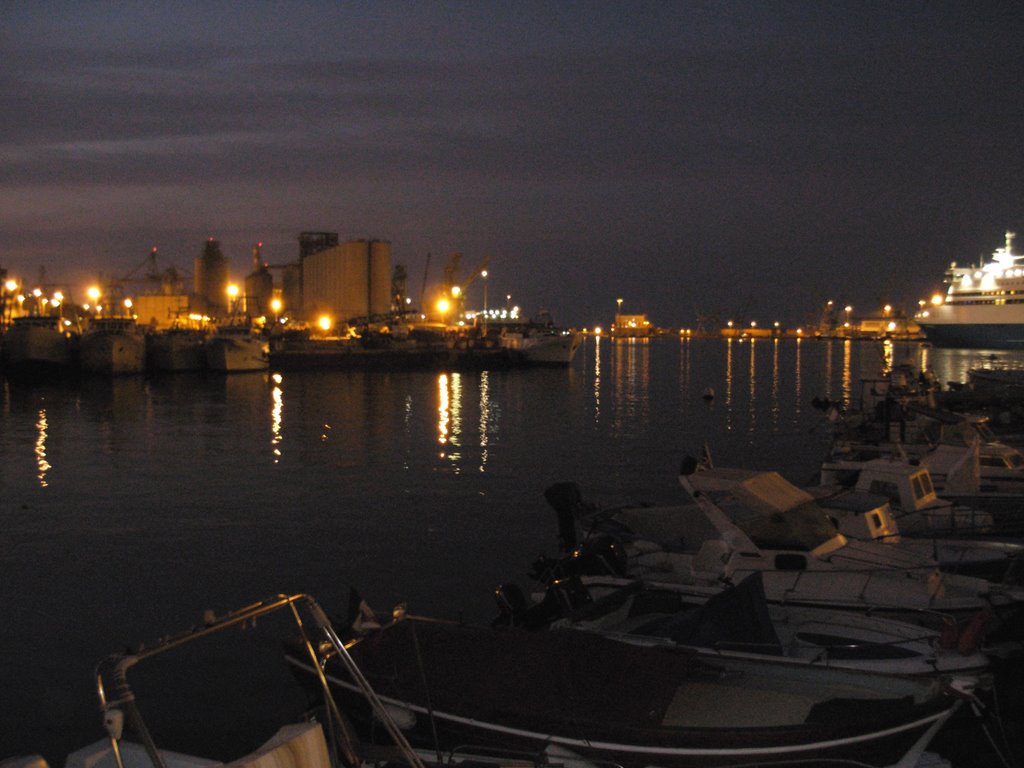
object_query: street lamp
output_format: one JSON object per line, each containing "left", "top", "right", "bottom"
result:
{"left": 481, "top": 269, "right": 488, "bottom": 334}
{"left": 227, "top": 283, "right": 240, "bottom": 316}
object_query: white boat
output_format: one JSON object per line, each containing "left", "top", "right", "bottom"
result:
{"left": 204, "top": 324, "right": 269, "bottom": 372}
{"left": 1, "top": 315, "right": 77, "bottom": 377}
{"left": 146, "top": 326, "right": 209, "bottom": 372}
{"left": 497, "top": 312, "right": 583, "bottom": 366}
{"left": 499, "top": 571, "right": 991, "bottom": 677}
{"left": 916, "top": 230, "right": 1024, "bottom": 349}
{"left": 813, "top": 457, "right": 1024, "bottom": 591}
{"left": 501, "top": 326, "right": 583, "bottom": 365}
{"left": 289, "top": 610, "right": 965, "bottom": 768}
{"left": 79, "top": 318, "right": 147, "bottom": 376}
{"left": 540, "top": 467, "right": 1024, "bottom": 629}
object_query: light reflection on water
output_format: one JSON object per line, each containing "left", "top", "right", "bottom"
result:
{"left": 35, "top": 408, "right": 50, "bottom": 487}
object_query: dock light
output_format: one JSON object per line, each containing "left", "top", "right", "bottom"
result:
{"left": 594, "top": 326, "right": 603, "bottom": 335}
{"left": 87, "top": 286, "right": 101, "bottom": 302}
{"left": 318, "top": 315, "right": 333, "bottom": 332}
{"left": 436, "top": 297, "right": 451, "bottom": 315}
{"left": 53, "top": 291, "right": 63, "bottom": 302}
{"left": 226, "top": 284, "right": 239, "bottom": 299}
{"left": 930, "top": 294, "right": 944, "bottom": 306}
{"left": 750, "top": 321, "right": 757, "bottom": 328}
{"left": 5, "top": 279, "right": 18, "bottom": 292}
{"left": 451, "top": 286, "right": 461, "bottom": 298}
{"left": 32, "top": 288, "right": 42, "bottom": 298}
{"left": 124, "top": 298, "right": 133, "bottom": 310}
{"left": 270, "top": 298, "right": 282, "bottom": 313}
{"left": 883, "top": 304, "right": 892, "bottom": 314}
{"left": 727, "top": 320, "right": 733, "bottom": 328}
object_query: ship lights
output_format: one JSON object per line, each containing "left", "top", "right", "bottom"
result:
{"left": 931, "top": 294, "right": 944, "bottom": 306}
{"left": 318, "top": 315, "right": 333, "bottom": 332}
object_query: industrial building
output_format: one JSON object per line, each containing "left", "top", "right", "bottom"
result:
{"left": 298, "top": 235, "right": 392, "bottom": 325}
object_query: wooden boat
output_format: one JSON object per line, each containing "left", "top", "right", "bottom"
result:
{"left": 287, "top": 612, "right": 963, "bottom": 768}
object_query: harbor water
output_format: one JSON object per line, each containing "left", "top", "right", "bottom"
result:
{"left": 2, "top": 337, "right": 1022, "bottom": 766}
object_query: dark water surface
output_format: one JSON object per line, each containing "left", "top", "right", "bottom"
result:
{"left": 2, "top": 338, "right": 1021, "bottom": 764}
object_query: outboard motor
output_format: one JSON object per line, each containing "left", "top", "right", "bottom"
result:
{"left": 492, "top": 582, "right": 528, "bottom": 627}
{"left": 544, "top": 481, "right": 585, "bottom": 552}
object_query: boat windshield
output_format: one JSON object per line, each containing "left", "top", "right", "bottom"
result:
{"left": 692, "top": 471, "right": 841, "bottom": 552}
{"left": 732, "top": 501, "right": 839, "bottom": 552}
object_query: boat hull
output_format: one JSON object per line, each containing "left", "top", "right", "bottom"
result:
{"left": 288, "top": 618, "right": 958, "bottom": 768}
{"left": 205, "top": 336, "right": 269, "bottom": 372}
{"left": 2, "top": 323, "right": 75, "bottom": 377}
{"left": 918, "top": 321, "right": 1024, "bottom": 350}
{"left": 80, "top": 332, "right": 146, "bottom": 375}
{"left": 147, "top": 331, "right": 208, "bottom": 372}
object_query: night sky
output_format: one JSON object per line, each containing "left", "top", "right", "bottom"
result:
{"left": 3, "top": 2, "right": 1022, "bottom": 329}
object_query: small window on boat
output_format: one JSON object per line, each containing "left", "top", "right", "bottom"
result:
{"left": 1008, "top": 453, "right": 1024, "bottom": 469}
{"left": 870, "top": 512, "right": 883, "bottom": 529}
{"left": 911, "top": 475, "right": 925, "bottom": 499}
{"left": 980, "top": 456, "right": 1006, "bottom": 468}
{"left": 919, "top": 473, "right": 933, "bottom": 495}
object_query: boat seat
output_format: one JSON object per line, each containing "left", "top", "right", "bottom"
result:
{"left": 223, "top": 723, "right": 331, "bottom": 768}
{"left": 692, "top": 539, "right": 731, "bottom": 576}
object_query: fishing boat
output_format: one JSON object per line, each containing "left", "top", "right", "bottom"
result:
{"left": 79, "top": 317, "right": 147, "bottom": 376}
{"left": 204, "top": 323, "right": 269, "bottom": 372}
{"left": 1, "top": 315, "right": 78, "bottom": 377}
{"left": 146, "top": 322, "right": 209, "bottom": 372}
{"left": 496, "top": 571, "right": 991, "bottom": 677}
{"left": 916, "top": 231, "right": 1024, "bottom": 349}
{"left": 500, "top": 326, "right": 583, "bottom": 365}
{"left": 287, "top": 611, "right": 965, "bottom": 768}
{"left": 496, "top": 311, "right": 583, "bottom": 366}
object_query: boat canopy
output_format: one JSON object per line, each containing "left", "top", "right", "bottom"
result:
{"left": 690, "top": 469, "right": 841, "bottom": 552}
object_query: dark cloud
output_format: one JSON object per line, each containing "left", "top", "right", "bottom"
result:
{"left": 1, "top": 3, "right": 1022, "bottom": 326}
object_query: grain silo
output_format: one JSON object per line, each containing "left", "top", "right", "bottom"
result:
{"left": 193, "top": 238, "right": 228, "bottom": 316}
{"left": 302, "top": 239, "right": 391, "bottom": 324}
{"left": 244, "top": 243, "right": 274, "bottom": 317}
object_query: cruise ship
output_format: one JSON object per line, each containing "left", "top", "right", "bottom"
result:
{"left": 916, "top": 230, "right": 1024, "bottom": 348}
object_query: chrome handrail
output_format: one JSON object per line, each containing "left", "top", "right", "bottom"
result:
{"left": 94, "top": 593, "right": 426, "bottom": 768}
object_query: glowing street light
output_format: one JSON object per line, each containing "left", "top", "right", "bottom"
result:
{"left": 436, "top": 297, "right": 451, "bottom": 323}
{"left": 87, "top": 286, "right": 101, "bottom": 303}
{"left": 481, "top": 269, "right": 489, "bottom": 333}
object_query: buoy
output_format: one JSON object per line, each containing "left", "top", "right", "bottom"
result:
{"left": 702, "top": 387, "right": 715, "bottom": 400}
